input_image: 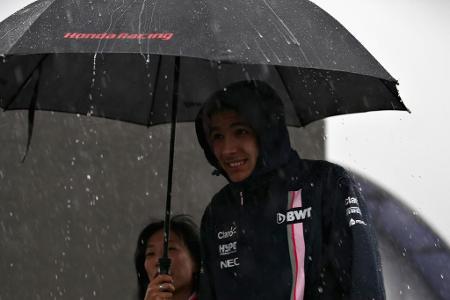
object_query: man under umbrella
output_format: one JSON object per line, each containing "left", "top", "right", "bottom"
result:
{"left": 195, "top": 80, "right": 385, "bottom": 300}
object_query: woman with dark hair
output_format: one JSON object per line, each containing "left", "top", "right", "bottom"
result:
{"left": 134, "top": 215, "right": 200, "bottom": 300}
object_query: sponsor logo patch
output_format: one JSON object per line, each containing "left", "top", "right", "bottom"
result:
{"left": 345, "top": 196, "right": 366, "bottom": 227}
{"left": 346, "top": 206, "right": 362, "bottom": 216}
{"left": 345, "top": 196, "right": 359, "bottom": 206}
{"left": 220, "top": 257, "right": 240, "bottom": 269}
{"left": 219, "top": 241, "right": 237, "bottom": 256}
{"left": 217, "top": 226, "right": 237, "bottom": 240}
{"left": 276, "top": 207, "right": 312, "bottom": 224}
{"left": 349, "top": 218, "right": 367, "bottom": 227}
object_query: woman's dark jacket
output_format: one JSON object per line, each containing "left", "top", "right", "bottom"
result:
{"left": 195, "top": 81, "right": 385, "bottom": 300}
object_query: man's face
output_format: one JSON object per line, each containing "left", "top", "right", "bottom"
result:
{"left": 209, "top": 110, "right": 259, "bottom": 182}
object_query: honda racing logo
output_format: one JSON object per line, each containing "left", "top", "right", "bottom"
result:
{"left": 277, "top": 207, "right": 312, "bottom": 224}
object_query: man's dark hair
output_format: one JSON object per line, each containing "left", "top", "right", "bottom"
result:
{"left": 200, "top": 80, "right": 284, "bottom": 134}
{"left": 134, "top": 214, "right": 201, "bottom": 299}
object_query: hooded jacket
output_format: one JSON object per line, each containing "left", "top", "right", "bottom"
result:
{"left": 195, "top": 81, "right": 385, "bottom": 300}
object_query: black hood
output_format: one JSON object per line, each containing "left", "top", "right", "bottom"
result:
{"left": 195, "top": 80, "right": 296, "bottom": 183}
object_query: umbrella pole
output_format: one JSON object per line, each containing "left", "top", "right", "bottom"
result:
{"left": 159, "top": 56, "right": 181, "bottom": 275}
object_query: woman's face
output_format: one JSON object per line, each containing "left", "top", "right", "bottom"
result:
{"left": 144, "top": 229, "right": 197, "bottom": 292}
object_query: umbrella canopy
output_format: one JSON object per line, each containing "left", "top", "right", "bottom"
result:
{"left": 0, "top": 0, "right": 407, "bottom": 125}
{"left": 0, "top": 0, "right": 408, "bottom": 273}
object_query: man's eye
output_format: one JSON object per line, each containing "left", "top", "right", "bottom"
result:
{"left": 236, "top": 128, "right": 249, "bottom": 135}
{"left": 145, "top": 252, "right": 155, "bottom": 257}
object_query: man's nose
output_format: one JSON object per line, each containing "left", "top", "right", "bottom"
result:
{"left": 222, "top": 135, "right": 238, "bottom": 155}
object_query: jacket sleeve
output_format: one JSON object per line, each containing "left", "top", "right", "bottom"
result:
{"left": 198, "top": 204, "right": 217, "bottom": 300}
{"left": 325, "top": 165, "right": 385, "bottom": 300}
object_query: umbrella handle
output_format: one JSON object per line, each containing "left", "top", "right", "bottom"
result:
{"left": 158, "top": 257, "right": 171, "bottom": 275}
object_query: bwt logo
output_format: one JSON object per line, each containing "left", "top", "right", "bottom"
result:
{"left": 277, "top": 207, "right": 312, "bottom": 224}
{"left": 217, "top": 226, "right": 237, "bottom": 240}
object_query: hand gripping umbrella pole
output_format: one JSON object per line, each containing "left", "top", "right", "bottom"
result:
{"left": 158, "top": 56, "right": 181, "bottom": 275}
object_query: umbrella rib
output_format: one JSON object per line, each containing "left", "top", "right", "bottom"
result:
{"left": 22, "top": 54, "right": 48, "bottom": 162}
{"left": 4, "top": 54, "right": 48, "bottom": 110}
{"left": 274, "top": 66, "right": 305, "bottom": 126}
{"left": 318, "top": 70, "right": 347, "bottom": 116}
{"left": 147, "top": 55, "right": 162, "bottom": 126}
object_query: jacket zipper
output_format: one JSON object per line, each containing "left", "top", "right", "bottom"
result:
{"left": 240, "top": 191, "right": 244, "bottom": 206}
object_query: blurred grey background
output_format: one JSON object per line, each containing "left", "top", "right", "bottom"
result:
{"left": 2, "top": 0, "right": 450, "bottom": 299}
{"left": 0, "top": 111, "right": 325, "bottom": 299}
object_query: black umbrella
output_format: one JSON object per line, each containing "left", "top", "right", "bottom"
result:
{"left": 0, "top": 0, "right": 408, "bottom": 273}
